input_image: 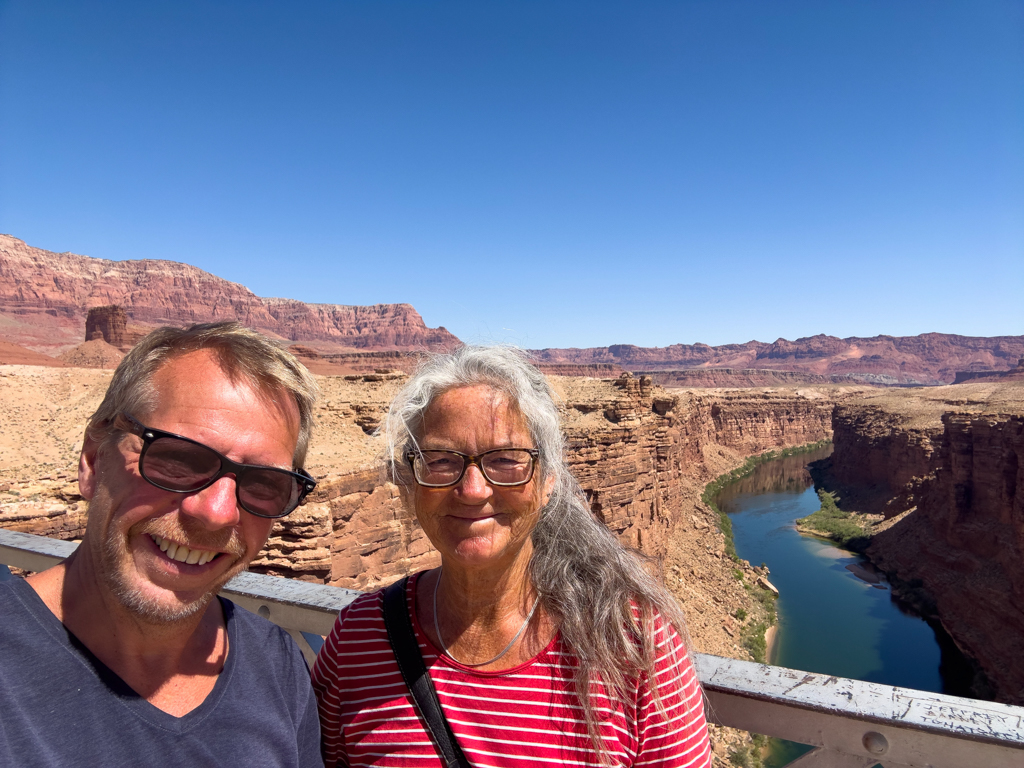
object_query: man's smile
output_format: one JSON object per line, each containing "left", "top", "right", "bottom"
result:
{"left": 149, "top": 534, "right": 223, "bottom": 566}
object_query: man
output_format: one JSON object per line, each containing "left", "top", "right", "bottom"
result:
{"left": 0, "top": 322, "right": 323, "bottom": 766}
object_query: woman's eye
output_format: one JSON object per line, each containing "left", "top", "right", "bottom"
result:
{"left": 423, "top": 454, "right": 460, "bottom": 471}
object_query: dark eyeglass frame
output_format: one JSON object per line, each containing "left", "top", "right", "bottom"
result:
{"left": 405, "top": 448, "right": 540, "bottom": 488}
{"left": 120, "top": 413, "right": 317, "bottom": 519}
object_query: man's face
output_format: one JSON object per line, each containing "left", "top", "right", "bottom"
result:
{"left": 78, "top": 349, "right": 301, "bottom": 623}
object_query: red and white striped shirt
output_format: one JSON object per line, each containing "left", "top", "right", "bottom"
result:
{"left": 311, "top": 574, "right": 712, "bottom": 768}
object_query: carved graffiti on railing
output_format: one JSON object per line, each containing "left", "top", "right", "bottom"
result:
{"left": 694, "top": 653, "right": 1024, "bottom": 767}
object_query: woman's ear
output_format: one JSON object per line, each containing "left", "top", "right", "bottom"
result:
{"left": 540, "top": 473, "right": 555, "bottom": 507}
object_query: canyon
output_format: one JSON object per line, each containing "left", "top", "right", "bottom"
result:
{"left": 3, "top": 231, "right": 1023, "bottom": 727}
{"left": 817, "top": 382, "right": 1024, "bottom": 704}
{"left": 3, "top": 234, "right": 1022, "bottom": 386}
{"left": 0, "top": 361, "right": 853, "bottom": 667}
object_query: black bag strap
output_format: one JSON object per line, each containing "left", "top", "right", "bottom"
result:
{"left": 383, "top": 577, "right": 472, "bottom": 768}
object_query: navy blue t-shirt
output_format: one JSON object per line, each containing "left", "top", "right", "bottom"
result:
{"left": 0, "top": 577, "right": 322, "bottom": 767}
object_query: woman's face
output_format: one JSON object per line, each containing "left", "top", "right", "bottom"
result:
{"left": 407, "top": 385, "right": 553, "bottom": 573}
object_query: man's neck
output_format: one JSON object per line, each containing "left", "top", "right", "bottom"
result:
{"left": 26, "top": 551, "right": 229, "bottom": 717}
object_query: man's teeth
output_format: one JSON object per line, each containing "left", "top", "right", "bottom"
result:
{"left": 150, "top": 535, "right": 217, "bottom": 566}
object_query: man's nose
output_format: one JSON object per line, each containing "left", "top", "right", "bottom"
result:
{"left": 180, "top": 475, "right": 241, "bottom": 530}
{"left": 456, "top": 463, "right": 493, "bottom": 501}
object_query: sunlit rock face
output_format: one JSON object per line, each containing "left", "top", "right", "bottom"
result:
{"left": 306, "top": 374, "right": 838, "bottom": 590}
{"left": 825, "top": 384, "right": 1024, "bottom": 704}
{"left": 0, "top": 234, "right": 458, "bottom": 355}
{"left": 531, "top": 333, "right": 1024, "bottom": 385}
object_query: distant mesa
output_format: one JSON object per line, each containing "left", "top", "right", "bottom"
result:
{"left": 531, "top": 332, "right": 1024, "bottom": 386}
{"left": 952, "top": 356, "right": 1024, "bottom": 384}
{"left": 1, "top": 233, "right": 1022, "bottom": 384}
{"left": 0, "top": 234, "right": 459, "bottom": 356}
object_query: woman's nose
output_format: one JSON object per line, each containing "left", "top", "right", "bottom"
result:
{"left": 456, "top": 463, "right": 493, "bottom": 500}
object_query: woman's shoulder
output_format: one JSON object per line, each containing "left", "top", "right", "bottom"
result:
{"left": 333, "top": 572, "right": 423, "bottom": 633}
{"left": 313, "top": 580, "right": 403, "bottom": 685}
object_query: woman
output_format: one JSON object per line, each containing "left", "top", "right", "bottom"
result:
{"left": 312, "top": 346, "right": 712, "bottom": 767}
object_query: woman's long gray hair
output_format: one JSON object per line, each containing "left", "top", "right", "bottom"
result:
{"left": 382, "top": 345, "right": 691, "bottom": 758}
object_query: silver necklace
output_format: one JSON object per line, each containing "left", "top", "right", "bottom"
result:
{"left": 432, "top": 569, "right": 541, "bottom": 668}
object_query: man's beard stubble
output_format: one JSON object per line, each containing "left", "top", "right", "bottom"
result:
{"left": 93, "top": 496, "right": 250, "bottom": 625}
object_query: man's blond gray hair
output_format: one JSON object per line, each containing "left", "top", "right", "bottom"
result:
{"left": 87, "top": 321, "right": 319, "bottom": 466}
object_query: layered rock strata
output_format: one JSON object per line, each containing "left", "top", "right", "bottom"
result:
{"left": 533, "top": 334, "right": 1024, "bottom": 385}
{"left": 85, "top": 306, "right": 130, "bottom": 349}
{"left": 0, "top": 365, "right": 841, "bottom": 593}
{"left": 645, "top": 368, "right": 857, "bottom": 388}
{"left": 821, "top": 382, "right": 1024, "bottom": 704}
{"left": 0, "top": 234, "right": 458, "bottom": 354}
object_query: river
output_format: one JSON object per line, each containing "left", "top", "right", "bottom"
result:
{"left": 713, "top": 446, "right": 973, "bottom": 766}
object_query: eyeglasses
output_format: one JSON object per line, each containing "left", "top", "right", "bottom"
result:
{"left": 405, "top": 448, "right": 539, "bottom": 488}
{"left": 120, "top": 413, "right": 316, "bottom": 519}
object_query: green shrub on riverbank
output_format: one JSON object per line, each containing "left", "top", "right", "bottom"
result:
{"left": 741, "top": 620, "right": 769, "bottom": 663}
{"left": 702, "top": 440, "right": 832, "bottom": 562}
{"left": 796, "top": 490, "right": 869, "bottom": 548}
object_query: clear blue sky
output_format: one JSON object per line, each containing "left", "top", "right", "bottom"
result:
{"left": 1, "top": 1, "right": 1021, "bottom": 349}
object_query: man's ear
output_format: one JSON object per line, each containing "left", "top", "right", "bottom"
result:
{"left": 78, "top": 433, "right": 100, "bottom": 501}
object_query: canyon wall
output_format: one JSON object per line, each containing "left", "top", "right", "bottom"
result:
{"left": 0, "top": 365, "right": 840, "bottom": 595}
{"left": 822, "top": 383, "right": 1024, "bottom": 704}
{"left": 305, "top": 375, "right": 838, "bottom": 590}
{"left": 828, "top": 405, "right": 941, "bottom": 516}
{"left": 645, "top": 368, "right": 856, "bottom": 388}
{"left": 532, "top": 334, "right": 1024, "bottom": 385}
{"left": 0, "top": 235, "right": 458, "bottom": 354}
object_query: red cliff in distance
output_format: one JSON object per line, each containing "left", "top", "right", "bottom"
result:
{"left": 0, "top": 234, "right": 459, "bottom": 354}
{"left": 3, "top": 233, "right": 1021, "bottom": 385}
{"left": 532, "top": 333, "right": 1024, "bottom": 386}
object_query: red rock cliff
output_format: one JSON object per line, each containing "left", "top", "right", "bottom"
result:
{"left": 532, "top": 334, "right": 1024, "bottom": 385}
{"left": 313, "top": 375, "right": 838, "bottom": 590}
{"left": 824, "top": 384, "right": 1024, "bottom": 703}
{"left": 0, "top": 234, "right": 458, "bottom": 353}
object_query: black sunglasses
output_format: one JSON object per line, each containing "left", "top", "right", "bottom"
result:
{"left": 121, "top": 413, "right": 316, "bottom": 519}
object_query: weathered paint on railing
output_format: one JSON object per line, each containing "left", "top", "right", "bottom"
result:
{"left": 696, "top": 653, "right": 1024, "bottom": 768}
{"left": 2, "top": 529, "right": 1022, "bottom": 767}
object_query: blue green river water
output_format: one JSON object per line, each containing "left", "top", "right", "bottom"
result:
{"left": 713, "top": 446, "right": 970, "bottom": 766}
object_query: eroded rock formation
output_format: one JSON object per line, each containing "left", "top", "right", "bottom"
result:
{"left": 0, "top": 234, "right": 458, "bottom": 354}
{"left": 821, "top": 382, "right": 1024, "bottom": 703}
{"left": 85, "top": 306, "right": 129, "bottom": 349}
{"left": 533, "top": 334, "right": 1024, "bottom": 385}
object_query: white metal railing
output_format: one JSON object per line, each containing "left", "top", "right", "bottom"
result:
{"left": 1, "top": 529, "right": 1021, "bottom": 768}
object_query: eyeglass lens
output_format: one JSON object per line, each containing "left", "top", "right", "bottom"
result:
{"left": 413, "top": 450, "right": 535, "bottom": 486}
{"left": 141, "top": 436, "right": 300, "bottom": 518}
